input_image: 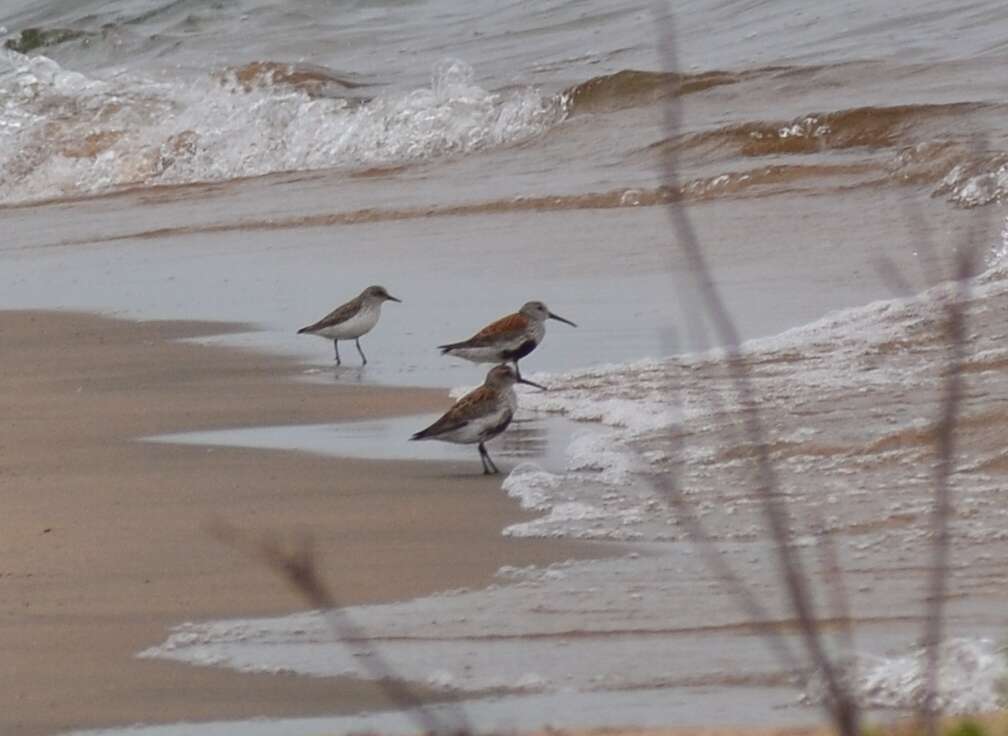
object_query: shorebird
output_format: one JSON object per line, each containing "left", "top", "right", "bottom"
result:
{"left": 298, "top": 285, "right": 401, "bottom": 365}
{"left": 438, "top": 300, "right": 576, "bottom": 379}
{"left": 411, "top": 364, "right": 545, "bottom": 474}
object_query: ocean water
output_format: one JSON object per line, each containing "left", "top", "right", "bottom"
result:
{"left": 132, "top": 255, "right": 1008, "bottom": 730}
{"left": 4, "top": 0, "right": 1008, "bottom": 733}
{"left": 4, "top": 0, "right": 1008, "bottom": 210}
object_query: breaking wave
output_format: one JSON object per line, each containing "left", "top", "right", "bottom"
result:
{"left": 805, "top": 638, "right": 1007, "bottom": 713}
{"left": 0, "top": 51, "right": 565, "bottom": 204}
{"left": 642, "top": 99, "right": 1008, "bottom": 206}
{"left": 540, "top": 65, "right": 1008, "bottom": 210}
{"left": 4, "top": 44, "right": 1006, "bottom": 210}
{"left": 496, "top": 260, "right": 1008, "bottom": 543}
{"left": 561, "top": 68, "right": 748, "bottom": 115}
{"left": 665, "top": 103, "right": 984, "bottom": 158}
{"left": 934, "top": 153, "right": 1008, "bottom": 207}
{"left": 559, "top": 65, "right": 831, "bottom": 116}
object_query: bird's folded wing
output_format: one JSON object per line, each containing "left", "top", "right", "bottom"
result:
{"left": 464, "top": 313, "right": 529, "bottom": 346}
{"left": 420, "top": 385, "right": 496, "bottom": 436}
{"left": 300, "top": 298, "right": 359, "bottom": 332}
{"left": 413, "top": 385, "right": 506, "bottom": 439}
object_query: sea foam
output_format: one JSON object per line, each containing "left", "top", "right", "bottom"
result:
{"left": 0, "top": 51, "right": 565, "bottom": 204}
{"left": 487, "top": 260, "right": 1008, "bottom": 546}
{"left": 805, "top": 638, "right": 1007, "bottom": 714}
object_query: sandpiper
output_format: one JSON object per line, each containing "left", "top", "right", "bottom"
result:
{"left": 438, "top": 300, "right": 576, "bottom": 379}
{"left": 298, "top": 285, "right": 401, "bottom": 365}
{"left": 411, "top": 364, "right": 545, "bottom": 474}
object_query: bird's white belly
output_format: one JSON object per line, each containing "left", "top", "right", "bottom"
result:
{"left": 448, "top": 346, "right": 509, "bottom": 363}
{"left": 448, "top": 331, "right": 534, "bottom": 363}
{"left": 314, "top": 307, "right": 380, "bottom": 339}
{"left": 439, "top": 405, "right": 512, "bottom": 445}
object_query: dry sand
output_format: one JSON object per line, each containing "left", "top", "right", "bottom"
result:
{"left": 0, "top": 310, "right": 603, "bottom": 736}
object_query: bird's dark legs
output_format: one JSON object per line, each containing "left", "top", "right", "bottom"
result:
{"left": 512, "top": 359, "right": 548, "bottom": 391}
{"left": 333, "top": 340, "right": 341, "bottom": 365}
{"left": 478, "top": 442, "right": 499, "bottom": 475}
{"left": 478, "top": 444, "right": 492, "bottom": 474}
{"left": 355, "top": 337, "right": 368, "bottom": 365}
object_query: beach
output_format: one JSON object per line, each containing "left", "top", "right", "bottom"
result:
{"left": 3, "top": 1, "right": 1008, "bottom": 733}
{"left": 0, "top": 310, "right": 602, "bottom": 735}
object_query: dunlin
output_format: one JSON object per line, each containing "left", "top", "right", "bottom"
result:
{"left": 411, "top": 364, "right": 545, "bottom": 474}
{"left": 438, "top": 300, "right": 576, "bottom": 379}
{"left": 298, "top": 285, "right": 401, "bottom": 365}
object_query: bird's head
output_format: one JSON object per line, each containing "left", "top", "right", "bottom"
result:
{"left": 362, "top": 285, "right": 402, "bottom": 303}
{"left": 485, "top": 363, "right": 546, "bottom": 391}
{"left": 519, "top": 300, "right": 576, "bottom": 327}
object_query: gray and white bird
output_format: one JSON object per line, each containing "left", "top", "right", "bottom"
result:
{"left": 438, "top": 300, "right": 576, "bottom": 379}
{"left": 410, "top": 363, "right": 545, "bottom": 474}
{"left": 298, "top": 285, "right": 401, "bottom": 365}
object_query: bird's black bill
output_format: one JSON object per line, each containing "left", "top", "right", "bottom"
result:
{"left": 548, "top": 311, "right": 577, "bottom": 327}
{"left": 387, "top": 295, "right": 403, "bottom": 303}
{"left": 518, "top": 376, "right": 548, "bottom": 391}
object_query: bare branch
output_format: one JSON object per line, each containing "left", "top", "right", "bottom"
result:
{"left": 208, "top": 520, "right": 470, "bottom": 735}
{"left": 918, "top": 230, "right": 983, "bottom": 734}
{"left": 919, "top": 252, "right": 972, "bottom": 733}
{"left": 895, "top": 134, "right": 987, "bottom": 734}
{"left": 653, "top": 473, "right": 801, "bottom": 674}
{"left": 651, "top": 360, "right": 800, "bottom": 672}
{"left": 873, "top": 254, "right": 916, "bottom": 297}
{"left": 904, "top": 203, "right": 943, "bottom": 289}
{"left": 812, "top": 514, "right": 856, "bottom": 662}
{"left": 651, "top": 4, "right": 859, "bottom": 733}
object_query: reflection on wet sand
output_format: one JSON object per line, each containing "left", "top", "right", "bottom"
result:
{"left": 144, "top": 412, "right": 570, "bottom": 471}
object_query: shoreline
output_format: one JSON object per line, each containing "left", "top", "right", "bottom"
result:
{"left": 0, "top": 309, "right": 606, "bottom": 736}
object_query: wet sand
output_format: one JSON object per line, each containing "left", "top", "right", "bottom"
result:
{"left": 0, "top": 310, "right": 603, "bottom": 736}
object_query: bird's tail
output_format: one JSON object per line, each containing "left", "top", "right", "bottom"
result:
{"left": 297, "top": 325, "right": 313, "bottom": 334}
{"left": 410, "top": 429, "right": 430, "bottom": 441}
{"left": 437, "top": 342, "right": 464, "bottom": 354}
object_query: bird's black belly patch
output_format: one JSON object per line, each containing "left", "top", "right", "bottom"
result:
{"left": 501, "top": 340, "right": 537, "bottom": 362}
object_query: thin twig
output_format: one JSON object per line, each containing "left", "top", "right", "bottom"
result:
{"left": 651, "top": 4, "right": 860, "bottom": 733}
{"left": 812, "top": 514, "right": 856, "bottom": 664}
{"left": 208, "top": 520, "right": 470, "bottom": 735}
{"left": 872, "top": 254, "right": 916, "bottom": 297}
{"left": 918, "top": 248, "right": 980, "bottom": 733}
{"left": 895, "top": 138, "right": 986, "bottom": 732}
{"left": 653, "top": 473, "right": 802, "bottom": 673}
{"left": 921, "top": 258, "right": 969, "bottom": 729}
{"left": 650, "top": 363, "right": 801, "bottom": 672}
